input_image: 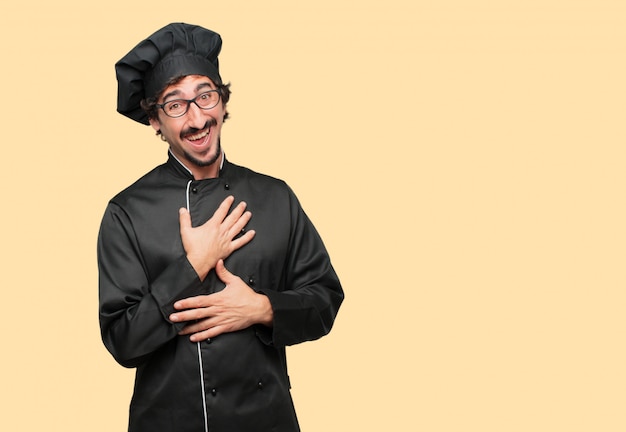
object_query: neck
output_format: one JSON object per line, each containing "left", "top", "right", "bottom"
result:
{"left": 169, "top": 150, "right": 224, "bottom": 179}
{"left": 192, "top": 161, "right": 221, "bottom": 179}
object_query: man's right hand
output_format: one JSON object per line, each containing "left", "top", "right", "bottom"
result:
{"left": 179, "top": 195, "right": 256, "bottom": 280}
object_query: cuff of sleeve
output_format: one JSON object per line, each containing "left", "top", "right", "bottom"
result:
{"left": 254, "top": 325, "right": 274, "bottom": 346}
{"left": 150, "top": 255, "right": 203, "bottom": 327}
{"left": 256, "top": 288, "right": 299, "bottom": 347}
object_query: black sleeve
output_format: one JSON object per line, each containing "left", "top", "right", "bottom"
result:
{"left": 257, "top": 188, "right": 344, "bottom": 347}
{"left": 97, "top": 202, "right": 202, "bottom": 368}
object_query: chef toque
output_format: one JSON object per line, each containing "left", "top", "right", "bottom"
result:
{"left": 115, "top": 23, "right": 223, "bottom": 125}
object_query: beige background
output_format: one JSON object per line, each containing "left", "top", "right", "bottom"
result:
{"left": 1, "top": 1, "right": 625, "bottom": 431}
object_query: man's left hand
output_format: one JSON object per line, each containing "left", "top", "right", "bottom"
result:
{"left": 170, "top": 259, "right": 274, "bottom": 342}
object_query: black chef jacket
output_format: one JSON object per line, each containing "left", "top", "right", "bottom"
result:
{"left": 98, "top": 153, "right": 343, "bottom": 432}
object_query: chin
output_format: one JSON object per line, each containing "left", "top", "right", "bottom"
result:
{"left": 187, "top": 147, "right": 221, "bottom": 168}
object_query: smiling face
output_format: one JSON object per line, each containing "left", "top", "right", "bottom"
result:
{"left": 149, "top": 75, "right": 227, "bottom": 179}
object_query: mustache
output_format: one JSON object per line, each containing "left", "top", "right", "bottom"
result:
{"left": 180, "top": 118, "right": 218, "bottom": 138}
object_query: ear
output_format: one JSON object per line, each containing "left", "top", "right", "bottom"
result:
{"left": 149, "top": 117, "right": 161, "bottom": 132}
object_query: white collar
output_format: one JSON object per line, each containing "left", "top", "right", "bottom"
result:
{"left": 168, "top": 149, "right": 225, "bottom": 177}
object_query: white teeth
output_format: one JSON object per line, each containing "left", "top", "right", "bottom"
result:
{"left": 187, "top": 130, "right": 209, "bottom": 141}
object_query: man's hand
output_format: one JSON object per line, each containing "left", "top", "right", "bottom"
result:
{"left": 170, "top": 259, "right": 274, "bottom": 342}
{"left": 179, "top": 196, "right": 255, "bottom": 280}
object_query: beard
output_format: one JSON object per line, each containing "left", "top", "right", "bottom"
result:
{"left": 176, "top": 118, "right": 221, "bottom": 168}
{"left": 183, "top": 138, "right": 222, "bottom": 168}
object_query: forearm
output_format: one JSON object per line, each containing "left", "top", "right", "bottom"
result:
{"left": 100, "top": 294, "right": 181, "bottom": 368}
{"left": 258, "top": 265, "right": 343, "bottom": 347}
{"left": 100, "top": 254, "right": 204, "bottom": 367}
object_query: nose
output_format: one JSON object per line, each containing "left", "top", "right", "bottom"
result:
{"left": 186, "top": 101, "right": 206, "bottom": 128}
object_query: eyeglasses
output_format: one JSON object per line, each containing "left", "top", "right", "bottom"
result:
{"left": 156, "top": 90, "right": 221, "bottom": 118}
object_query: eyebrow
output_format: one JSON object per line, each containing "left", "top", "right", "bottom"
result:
{"left": 162, "top": 82, "right": 215, "bottom": 102}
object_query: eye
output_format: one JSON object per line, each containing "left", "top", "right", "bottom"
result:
{"left": 195, "top": 92, "right": 219, "bottom": 108}
{"left": 164, "top": 100, "right": 184, "bottom": 114}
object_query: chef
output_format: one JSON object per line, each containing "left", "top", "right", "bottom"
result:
{"left": 98, "top": 22, "right": 344, "bottom": 432}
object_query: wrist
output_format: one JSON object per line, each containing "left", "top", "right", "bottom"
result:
{"left": 255, "top": 293, "right": 274, "bottom": 327}
{"left": 186, "top": 254, "right": 212, "bottom": 281}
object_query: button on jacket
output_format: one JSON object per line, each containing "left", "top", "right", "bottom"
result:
{"left": 98, "top": 154, "right": 344, "bottom": 432}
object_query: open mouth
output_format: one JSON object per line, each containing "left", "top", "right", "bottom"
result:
{"left": 187, "top": 129, "right": 209, "bottom": 141}
{"left": 182, "top": 119, "right": 217, "bottom": 147}
{"left": 185, "top": 128, "right": 210, "bottom": 145}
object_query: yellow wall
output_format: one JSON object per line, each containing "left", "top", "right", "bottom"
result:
{"left": 1, "top": 1, "right": 625, "bottom": 430}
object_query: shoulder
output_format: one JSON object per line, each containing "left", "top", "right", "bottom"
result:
{"left": 225, "top": 160, "right": 305, "bottom": 211}
{"left": 226, "top": 160, "right": 291, "bottom": 191}
{"left": 108, "top": 162, "right": 175, "bottom": 207}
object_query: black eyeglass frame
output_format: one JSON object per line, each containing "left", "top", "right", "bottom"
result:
{"left": 156, "top": 90, "right": 221, "bottom": 118}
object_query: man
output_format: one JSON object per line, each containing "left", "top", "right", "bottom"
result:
{"left": 98, "top": 23, "right": 343, "bottom": 432}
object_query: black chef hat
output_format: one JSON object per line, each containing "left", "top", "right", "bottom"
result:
{"left": 115, "top": 23, "right": 223, "bottom": 125}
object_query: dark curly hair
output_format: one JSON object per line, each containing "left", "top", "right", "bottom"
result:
{"left": 140, "top": 75, "right": 231, "bottom": 129}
